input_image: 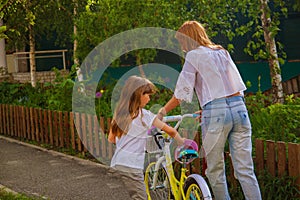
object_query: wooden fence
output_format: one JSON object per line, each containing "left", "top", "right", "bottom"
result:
{"left": 0, "top": 104, "right": 299, "bottom": 190}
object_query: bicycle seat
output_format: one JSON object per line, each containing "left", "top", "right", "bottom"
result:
{"left": 175, "top": 139, "right": 199, "bottom": 164}
{"left": 177, "top": 149, "right": 199, "bottom": 163}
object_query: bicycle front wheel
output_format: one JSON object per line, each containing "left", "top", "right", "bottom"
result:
{"left": 184, "top": 175, "right": 212, "bottom": 200}
{"left": 144, "top": 162, "right": 172, "bottom": 200}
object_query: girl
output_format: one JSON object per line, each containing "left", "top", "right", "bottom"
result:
{"left": 108, "top": 75, "right": 185, "bottom": 200}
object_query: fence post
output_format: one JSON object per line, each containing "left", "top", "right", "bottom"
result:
{"left": 255, "top": 139, "right": 264, "bottom": 175}
{"left": 277, "top": 141, "right": 286, "bottom": 177}
{"left": 93, "top": 115, "right": 100, "bottom": 157}
{"left": 266, "top": 140, "right": 276, "bottom": 176}
{"left": 70, "top": 112, "right": 76, "bottom": 150}
{"left": 288, "top": 143, "right": 300, "bottom": 191}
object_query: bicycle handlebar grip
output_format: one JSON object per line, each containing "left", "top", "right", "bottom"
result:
{"left": 163, "top": 115, "right": 182, "bottom": 122}
{"left": 192, "top": 113, "right": 200, "bottom": 118}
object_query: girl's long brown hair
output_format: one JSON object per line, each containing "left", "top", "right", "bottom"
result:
{"left": 110, "top": 76, "right": 156, "bottom": 139}
{"left": 175, "top": 21, "right": 224, "bottom": 52}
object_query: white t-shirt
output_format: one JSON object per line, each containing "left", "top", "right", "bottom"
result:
{"left": 110, "top": 109, "right": 156, "bottom": 170}
{"left": 174, "top": 46, "right": 246, "bottom": 108}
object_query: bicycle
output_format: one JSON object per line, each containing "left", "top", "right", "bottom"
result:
{"left": 144, "top": 114, "right": 212, "bottom": 200}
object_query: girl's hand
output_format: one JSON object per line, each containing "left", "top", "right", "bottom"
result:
{"left": 174, "top": 133, "right": 185, "bottom": 146}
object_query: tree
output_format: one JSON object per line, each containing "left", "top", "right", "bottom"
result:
{"left": 75, "top": 0, "right": 182, "bottom": 74}
{"left": 3, "top": 0, "right": 82, "bottom": 86}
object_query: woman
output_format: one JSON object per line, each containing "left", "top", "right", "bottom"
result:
{"left": 158, "top": 21, "right": 261, "bottom": 200}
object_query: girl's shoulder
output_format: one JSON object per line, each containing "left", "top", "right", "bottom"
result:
{"left": 141, "top": 108, "right": 154, "bottom": 116}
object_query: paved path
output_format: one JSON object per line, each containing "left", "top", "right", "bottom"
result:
{"left": 0, "top": 136, "right": 130, "bottom": 200}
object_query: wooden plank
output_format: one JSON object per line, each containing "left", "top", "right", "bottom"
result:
{"left": 288, "top": 143, "right": 300, "bottom": 191}
{"left": 94, "top": 116, "right": 100, "bottom": 157}
{"left": 26, "top": 107, "right": 31, "bottom": 140}
{"left": 87, "top": 114, "right": 94, "bottom": 154}
{"left": 48, "top": 110, "right": 54, "bottom": 145}
{"left": 64, "top": 111, "right": 70, "bottom": 148}
{"left": 292, "top": 78, "right": 299, "bottom": 93}
{"left": 30, "top": 107, "right": 35, "bottom": 140}
{"left": 59, "top": 111, "right": 64, "bottom": 148}
{"left": 7, "top": 105, "right": 11, "bottom": 136}
{"left": 39, "top": 109, "right": 44, "bottom": 143}
{"left": 44, "top": 110, "right": 48, "bottom": 144}
{"left": 81, "top": 113, "right": 87, "bottom": 152}
{"left": 18, "top": 106, "right": 22, "bottom": 138}
{"left": 107, "top": 117, "right": 113, "bottom": 159}
{"left": 34, "top": 108, "right": 39, "bottom": 142}
{"left": 287, "top": 80, "right": 293, "bottom": 94}
{"left": 70, "top": 112, "right": 76, "bottom": 150}
{"left": 21, "top": 107, "right": 26, "bottom": 139}
{"left": 53, "top": 111, "right": 59, "bottom": 147}
{"left": 0, "top": 105, "right": 3, "bottom": 134}
{"left": 282, "top": 82, "right": 287, "bottom": 95}
{"left": 266, "top": 140, "right": 276, "bottom": 176}
{"left": 12, "top": 105, "right": 15, "bottom": 136}
{"left": 75, "top": 112, "right": 82, "bottom": 152}
{"left": 277, "top": 141, "right": 286, "bottom": 177}
{"left": 100, "top": 117, "right": 106, "bottom": 158}
{"left": 255, "top": 139, "right": 264, "bottom": 175}
{"left": 14, "top": 106, "right": 18, "bottom": 137}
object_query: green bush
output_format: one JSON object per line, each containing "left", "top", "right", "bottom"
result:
{"left": 246, "top": 94, "right": 300, "bottom": 143}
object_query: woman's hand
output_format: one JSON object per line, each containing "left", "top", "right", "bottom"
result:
{"left": 157, "top": 107, "right": 166, "bottom": 120}
{"left": 195, "top": 110, "right": 202, "bottom": 123}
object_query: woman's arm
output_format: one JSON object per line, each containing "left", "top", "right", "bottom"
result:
{"left": 157, "top": 96, "right": 181, "bottom": 119}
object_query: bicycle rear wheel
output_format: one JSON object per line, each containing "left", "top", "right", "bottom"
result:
{"left": 184, "top": 176, "right": 212, "bottom": 200}
{"left": 144, "top": 162, "right": 172, "bottom": 200}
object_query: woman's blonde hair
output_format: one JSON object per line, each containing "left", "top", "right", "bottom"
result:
{"left": 110, "top": 75, "right": 156, "bottom": 138}
{"left": 175, "top": 21, "right": 223, "bottom": 52}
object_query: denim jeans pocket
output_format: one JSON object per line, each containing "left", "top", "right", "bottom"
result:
{"left": 202, "top": 111, "right": 225, "bottom": 135}
{"left": 237, "top": 110, "right": 251, "bottom": 129}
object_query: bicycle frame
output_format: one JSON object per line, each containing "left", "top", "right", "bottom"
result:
{"left": 148, "top": 114, "right": 203, "bottom": 200}
{"left": 145, "top": 114, "right": 212, "bottom": 200}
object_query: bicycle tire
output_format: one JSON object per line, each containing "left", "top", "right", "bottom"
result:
{"left": 184, "top": 175, "right": 212, "bottom": 200}
{"left": 144, "top": 162, "right": 172, "bottom": 200}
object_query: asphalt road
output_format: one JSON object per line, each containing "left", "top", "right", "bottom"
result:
{"left": 0, "top": 136, "right": 131, "bottom": 200}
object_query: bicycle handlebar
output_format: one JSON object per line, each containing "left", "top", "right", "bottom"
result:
{"left": 163, "top": 113, "right": 199, "bottom": 130}
{"left": 163, "top": 113, "right": 199, "bottom": 123}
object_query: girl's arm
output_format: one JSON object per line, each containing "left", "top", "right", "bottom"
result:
{"left": 152, "top": 117, "right": 185, "bottom": 145}
{"left": 108, "top": 130, "right": 116, "bottom": 144}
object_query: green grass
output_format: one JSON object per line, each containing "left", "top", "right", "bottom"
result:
{"left": 0, "top": 189, "right": 40, "bottom": 200}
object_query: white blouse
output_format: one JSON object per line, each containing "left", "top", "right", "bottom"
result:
{"left": 110, "top": 109, "right": 156, "bottom": 170}
{"left": 174, "top": 46, "right": 246, "bottom": 108}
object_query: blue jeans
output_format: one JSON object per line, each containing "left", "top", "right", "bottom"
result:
{"left": 201, "top": 96, "right": 261, "bottom": 200}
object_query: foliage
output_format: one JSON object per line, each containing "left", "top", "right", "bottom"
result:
{"left": 75, "top": 0, "right": 183, "bottom": 65}
{"left": 0, "top": 68, "right": 75, "bottom": 111}
{"left": 258, "top": 171, "right": 300, "bottom": 200}
{"left": 226, "top": 170, "right": 300, "bottom": 200}
{"left": 246, "top": 93, "right": 300, "bottom": 143}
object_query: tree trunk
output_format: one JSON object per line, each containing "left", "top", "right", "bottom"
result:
{"left": 260, "top": 0, "right": 284, "bottom": 103}
{"left": 29, "top": 24, "right": 36, "bottom": 87}
{"left": 73, "top": 0, "right": 83, "bottom": 83}
{"left": 0, "top": 19, "right": 7, "bottom": 76}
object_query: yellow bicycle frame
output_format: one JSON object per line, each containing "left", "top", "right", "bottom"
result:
{"left": 146, "top": 136, "right": 190, "bottom": 200}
